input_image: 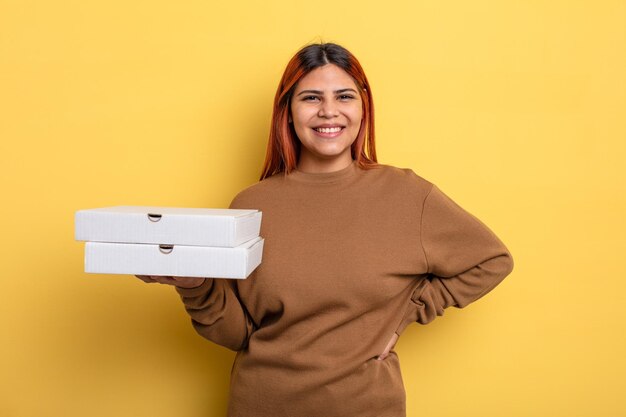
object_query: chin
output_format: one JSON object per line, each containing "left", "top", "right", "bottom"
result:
{"left": 315, "top": 150, "right": 348, "bottom": 159}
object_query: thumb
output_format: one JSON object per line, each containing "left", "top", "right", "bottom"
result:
{"left": 377, "top": 332, "right": 399, "bottom": 360}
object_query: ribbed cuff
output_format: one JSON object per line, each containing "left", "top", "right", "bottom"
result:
{"left": 427, "top": 277, "right": 457, "bottom": 309}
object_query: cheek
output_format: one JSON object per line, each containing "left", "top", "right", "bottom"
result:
{"left": 292, "top": 109, "right": 320, "bottom": 137}
{"left": 291, "top": 105, "right": 308, "bottom": 126}
{"left": 292, "top": 114, "right": 307, "bottom": 132}
{"left": 291, "top": 116, "right": 310, "bottom": 142}
{"left": 350, "top": 107, "right": 364, "bottom": 128}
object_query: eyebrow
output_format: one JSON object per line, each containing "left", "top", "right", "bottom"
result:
{"left": 296, "top": 88, "right": 358, "bottom": 96}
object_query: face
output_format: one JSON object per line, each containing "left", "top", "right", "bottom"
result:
{"left": 289, "top": 64, "right": 363, "bottom": 172}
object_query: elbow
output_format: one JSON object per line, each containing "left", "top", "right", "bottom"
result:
{"left": 501, "top": 250, "right": 514, "bottom": 278}
{"left": 464, "top": 250, "right": 514, "bottom": 308}
{"left": 489, "top": 250, "right": 514, "bottom": 285}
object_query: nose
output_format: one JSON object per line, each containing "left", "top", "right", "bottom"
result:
{"left": 318, "top": 100, "right": 339, "bottom": 118}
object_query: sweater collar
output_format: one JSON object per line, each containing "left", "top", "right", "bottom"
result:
{"left": 287, "top": 160, "right": 359, "bottom": 184}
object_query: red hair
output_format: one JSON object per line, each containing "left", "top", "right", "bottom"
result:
{"left": 260, "top": 43, "right": 378, "bottom": 180}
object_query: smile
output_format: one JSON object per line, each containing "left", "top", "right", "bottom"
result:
{"left": 313, "top": 127, "right": 344, "bottom": 133}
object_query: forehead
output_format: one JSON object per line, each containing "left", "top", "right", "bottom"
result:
{"left": 294, "top": 64, "right": 358, "bottom": 91}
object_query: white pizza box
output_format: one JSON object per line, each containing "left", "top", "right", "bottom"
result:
{"left": 75, "top": 206, "right": 262, "bottom": 247}
{"left": 84, "top": 237, "right": 264, "bottom": 279}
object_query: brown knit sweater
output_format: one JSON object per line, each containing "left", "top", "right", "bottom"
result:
{"left": 176, "top": 161, "right": 514, "bottom": 417}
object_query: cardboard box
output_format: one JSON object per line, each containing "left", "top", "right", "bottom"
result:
{"left": 75, "top": 206, "right": 262, "bottom": 247}
{"left": 84, "top": 237, "right": 264, "bottom": 279}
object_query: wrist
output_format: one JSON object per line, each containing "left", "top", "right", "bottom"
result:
{"left": 176, "top": 279, "right": 205, "bottom": 289}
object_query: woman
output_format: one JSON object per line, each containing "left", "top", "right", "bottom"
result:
{"left": 137, "top": 42, "right": 514, "bottom": 417}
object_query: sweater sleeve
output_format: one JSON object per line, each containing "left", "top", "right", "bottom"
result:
{"left": 174, "top": 196, "right": 257, "bottom": 352}
{"left": 175, "top": 278, "right": 256, "bottom": 351}
{"left": 395, "top": 183, "right": 514, "bottom": 334}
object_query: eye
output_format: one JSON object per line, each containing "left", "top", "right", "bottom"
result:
{"left": 302, "top": 95, "right": 320, "bottom": 102}
{"left": 338, "top": 94, "right": 356, "bottom": 101}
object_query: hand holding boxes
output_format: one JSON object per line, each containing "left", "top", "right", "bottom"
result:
{"left": 75, "top": 206, "right": 264, "bottom": 279}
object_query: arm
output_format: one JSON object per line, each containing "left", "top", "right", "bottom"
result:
{"left": 175, "top": 278, "right": 256, "bottom": 351}
{"left": 395, "top": 184, "right": 514, "bottom": 334}
{"left": 174, "top": 194, "right": 258, "bottom": 351}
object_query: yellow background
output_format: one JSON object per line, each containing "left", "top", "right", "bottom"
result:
{"left": 1, "top": 1, "right": 624, "bottom": 416}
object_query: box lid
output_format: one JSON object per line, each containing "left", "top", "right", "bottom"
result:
{"left": 75, "top": 206, "right": 262, "bottom": 247}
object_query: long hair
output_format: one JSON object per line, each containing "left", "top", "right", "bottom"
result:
{"left": 259, "top": 42, "right": 377, "bottom": 180}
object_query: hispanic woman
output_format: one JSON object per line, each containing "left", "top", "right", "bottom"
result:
{"left": 137, "top": 42, "right": 514, "bottom": 417}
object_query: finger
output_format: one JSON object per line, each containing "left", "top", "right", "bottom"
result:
{"left": 136, "top": 275, "right": 204, "bottom": 288}
{"left": 170, "top": 276, "right": 206, "bottom": 289}
{"left": 135, "top": 275, "right": 157, "bottom": 283}
{"left": 377, "top": 333, "right": 400, "bottom": 360}
{"left": 149, "top": 275, "right": 180, "bottom": 285}
{"left": 377, "top": 347, "right": 390, "bottom": 360}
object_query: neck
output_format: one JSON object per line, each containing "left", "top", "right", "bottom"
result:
{"left": 296, "top": 153, "right": 354, "bottom": 174}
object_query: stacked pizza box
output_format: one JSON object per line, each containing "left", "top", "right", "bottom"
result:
{"left": 75, "top": 206, "right": 263, "bottom": 279}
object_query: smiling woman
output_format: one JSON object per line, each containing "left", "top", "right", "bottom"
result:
{"left": 289, "top": 64, "right": 364, "bottom": 173}
{"left": 137, "top": 42, "right": 514, "bottom": 417}
{"left": 260, "top": 42, "right": 377, "bottom": 179}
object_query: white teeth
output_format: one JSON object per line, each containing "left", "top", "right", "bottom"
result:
{"left": 315, "top": 127, "right": 342, "bottom": 133}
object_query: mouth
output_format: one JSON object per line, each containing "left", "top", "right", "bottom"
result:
{"left": 312, "top": 126, "right": 345, "bottom": 134}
